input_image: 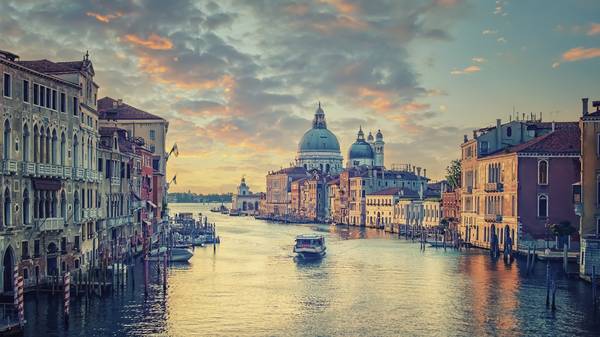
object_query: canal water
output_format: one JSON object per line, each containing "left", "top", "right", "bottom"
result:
{"left": 24, "top": 203, "right": 600, "bottom": 337}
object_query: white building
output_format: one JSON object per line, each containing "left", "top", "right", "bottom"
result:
{"left": 231, "top": 177, "right": 261, "bottom": 215}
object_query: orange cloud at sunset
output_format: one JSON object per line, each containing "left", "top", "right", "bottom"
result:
{"left": 562, "top": 47, "right": 600, "bottom": 61}
{"left": 588, "top": 23, "right": 600, "bottom": 36}
{"left": 450, "top": 65, "right": 481, "bottom": 75}
{"left": 86, "top": 11, "right": 123, "bottom": 23}
{"left": 123, "top": 33, "right": 173, "bottom": 50}
{"left": 320, "top": 0, "right": 358, "bottom": 14}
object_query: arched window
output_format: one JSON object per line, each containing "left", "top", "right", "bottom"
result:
{"left": 22, "top": 124, "right": 29, "bottom": 162}
{"left": 73, "top": 191, "right": 80, "bottom": 222}
{"left": 3, "top": 187, "right": 11, "bottom": 227}
{"left": 22, "top": 189, "right": 29, "bottom": 225}
{"left": 506, "top": 127, "right": 512, "bottom": 137}
{"left": 538, "top": 194, "right": 548, "bottom": 218}
{"left": 3, "top": 120, "right": 11, "bottom": 159}
{"left": 51, "top": 129, "right": 57, "bottom": 165}
{"left": 60, "top": 191, "right": 66, "bottom": 220}
{"left": 45, "top": 127, "right": 51, "bottom": 164}
{"left": 538, "top": 160, "right": 548, "bottom": 185}
{"left": 60, "top": 132, "right": 65, "bottom": 165}
{"left": 73, "top": 135, "right": 79, "bottom": 168}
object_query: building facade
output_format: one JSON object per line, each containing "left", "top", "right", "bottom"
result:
{"left": 579, "top": 98, "right": 600, "bottom": 276}
{"left": 0, "top": 50, "right": 102, "bottom": 292}
{"left": 231, "top": 177, "right": 261, "bottom": 215}
{"left": 459, "top": 118, "right": 580, "bottom": 251}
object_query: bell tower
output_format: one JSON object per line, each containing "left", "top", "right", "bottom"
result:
{"left": 374, "top": 129, "right": 384, "bottom": 167}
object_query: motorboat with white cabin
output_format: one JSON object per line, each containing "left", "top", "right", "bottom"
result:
{"left": 294, "top": 234, "right": 326, "bottom": 259}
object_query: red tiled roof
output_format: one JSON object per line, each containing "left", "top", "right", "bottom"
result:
{"left": 98, "top": 97, "right": 165, "bottom": 121}
{"left": 507, "top": 128, "right": 580, "bottom": 155}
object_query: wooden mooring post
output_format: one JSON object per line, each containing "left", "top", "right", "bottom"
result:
{"left": 563, "top": 243, "right": 568, "bottom": 275}
{"left": 545, "top": 261, "right": 551, "bottom": 307}
{"left": 593, "top": 266, "right": 597, "bottom": 307}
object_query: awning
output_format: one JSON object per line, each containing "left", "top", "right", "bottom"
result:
{"left": 146, "top": 200, "right": 157, "bottom": 208}
{"left": 33, "top": 178, "right": 62, "bottom": 191}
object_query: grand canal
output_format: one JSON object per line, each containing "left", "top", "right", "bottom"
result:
{"left": 23, "top": 203, "right": 600, "bottom": 337}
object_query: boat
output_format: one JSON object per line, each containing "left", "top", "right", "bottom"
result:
{"left": 228, "top": 209, "right": 240, "bottom": 216}
{"left": 294, "top": 234, "right": 326, "bottom": 259}
{"left": 148, "top": 247, "right": 193, "bottom": 262}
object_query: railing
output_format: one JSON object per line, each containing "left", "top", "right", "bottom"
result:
{"left": 463, "top": 187, "right": 473, "bottom": 194}
{"left": 111, "top": 177, "right": 121, "bottom": 186}
{"left": 484, "top": 214, "right": 503, "bottom": 223}
{"left": 63, "top": 166, "right": 72, "bottom": 179}
{"left": 73, "top": 167, "right": 85, "bottom": 180}
{"left": 36, "top": 217, "right": 65, "bottom": 231}
{"left": 2, "top": 159, "right": 18, "bottom": 174}
{"left": 484, "top": 182, "right": 503, "bottom": 192}
{"left": 22, "top": 161, "right": 36, "bottom": 176}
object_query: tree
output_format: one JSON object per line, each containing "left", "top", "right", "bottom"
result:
{"left": 549, "top": 220, "right": 577, "bottom": 237}
{"left": 445, "top": 159, "right": 461, "bottom": 190}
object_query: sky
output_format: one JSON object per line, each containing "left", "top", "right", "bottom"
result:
{"left": 1, "top": 0, "right": 599, "bottom": 194}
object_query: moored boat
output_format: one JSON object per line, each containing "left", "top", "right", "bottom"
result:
{"left": 294, "top": 234, "right": 326, "bottom": 259}
{"left": 148, "top": 247, "right": 193, "bottom": 262}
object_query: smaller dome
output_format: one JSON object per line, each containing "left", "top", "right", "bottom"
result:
{"left": 349, "top": 141, "right": 374, "bottom": 159}
{"left": 376, "top": 129, "right": 383, "bottom": 140}
{"left": 367, "top": 132, "right": 374, "bottom": 142}
{"left": 348, "top": 128, "right": 374, "bottom": 159}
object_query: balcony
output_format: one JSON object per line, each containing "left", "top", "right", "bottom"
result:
{"left": 63, "top": 166, "right": 72, "bottom": 179}
{"left": 2, "top": 160, "right": 18, "bottom": 174}
{"left": 111, "top": 177, "right": 121, "bottom": 186}
{"left": 484, "top": 182, "right": 503, "bottom": 192}
{"left": 86, "top": 170, "right": 98, "bottom": 182}
{"left": 36, "top": 218, "right": 65, "bottom": 231}
{"left": 22, "top": 162, "right": 36, "bottom": 176}
{"left": 73, "top": 167, "right": 85, "bottom": 180}
{"left": 463, "top": 187, "right": 473, "bottom": 194}
{"left": 484, "top": 214, "right": 503, "bottom": 223}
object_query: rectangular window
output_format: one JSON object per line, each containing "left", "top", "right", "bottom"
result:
{"left": 52, "top": 89, "right": 57, "bottom": 110}
{"left": 73, "top": 96, "right": 79, "bottom": 116}
{"left": 33, "top": 84, "right": 39, "bottom": 105}
{"left": 34, "top": 239, "right": 40, "bottom": 257}
{"left": 597, "top": 176, "right": 600, "bottom": 207}
{"left": 74, "top": 236, "right": 80, "bottom": 250}
{"left": 60, "top": 237, "right": 67, "bottom": 253}
{"left": 149, "top": 129, "right": 156, "bottom": 140}
{"left": 21, "top": 241, "right": 29, "bottom": 258}
{"left": 60, "top": 92, "right": 66, "bottom": 112}
{"left": 40, "top": 86, "right": 45, "bottom": 107}
{"left": 45, "top": 86, "right": 51, "bottom": 108}
{"left": 150, "top": 144, "right": 155, "bottom": 153}
{"left": 3, "top": 73, "right": 12, "bottom": 98}
{"left": 22, "top": 80, "right": 29, "bottom": 103}
{"left": 98, "top": 158, "right": 103, "bottom": 172}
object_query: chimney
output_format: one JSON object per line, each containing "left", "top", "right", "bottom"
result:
{"left": 463, "top": 134, "right": 468, "bottom": 143}
{"left": 417, "top": 167, "right": 422, "bottom": 177}
{"left": 112, "top": 101, "right": 117, "bottom": 108}
{"left": 552, "top": 121, "right": 555, "bottom": 132}
{"left": 539, "top": 111, "right": 543, "bottom": 121}
{"left": 583, "top": 98, "right": 589, "bottom": 116}
{"left": 423, "top": 168, "right": 427, "bottom": 178}
{"left": 117, "top": 98, "right": 123, "bottom": 106}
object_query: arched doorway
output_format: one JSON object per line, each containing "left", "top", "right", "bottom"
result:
{"left": 3, "top": 246, "right": 14, "bottom": 293}
{"left": 47, "top": 242, "right": 58, "bottom": 277}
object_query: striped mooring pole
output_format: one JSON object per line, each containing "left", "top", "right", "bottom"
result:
{"left": 63, "top": 272, "right": 71, "bottom": 322}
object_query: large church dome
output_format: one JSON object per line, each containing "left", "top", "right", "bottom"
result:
{"left": 298, "top": 128, "right": 341, "bottom": 152}
{"left": 296, "top": 103, "right": 343, "bottom": 174}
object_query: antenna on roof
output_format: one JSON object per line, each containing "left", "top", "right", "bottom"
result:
{"left": 84, "top": 50, "right": 89, "bottom": 61}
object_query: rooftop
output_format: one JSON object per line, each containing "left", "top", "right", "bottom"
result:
{"left": 98, "top": 96, "right": 166, "bottom": 121}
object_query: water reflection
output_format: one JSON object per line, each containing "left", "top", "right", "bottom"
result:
{"left": 22, "top": 203, "right": 600, "bottom": 337}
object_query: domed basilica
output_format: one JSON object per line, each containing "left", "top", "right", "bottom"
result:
{"left": 296, "top": 103, "right": 344, "bottom": 173}
{"left": 296, "top": 103, "right": 385, "bottom": 173}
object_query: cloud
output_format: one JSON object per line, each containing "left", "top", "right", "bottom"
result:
{"left": 588, "top": 23, "right": 600, "bottom": 36}
{"left": 86, "top": 11, "right": 124, "bottom": 23}
{"left": 482, "top": 29, "right": 498, "bottom": 35}
{"left": 497, "top": 37, "right": 507, "bottom": 43}
{"left": 471, "top": 57, "right": 485, "bottom": 63}
{"left": 562, "top": 47, "right": 600, "bottom": 62}
{"left": 123, "top": 33, "right": 173, "bottom": 50}
{"left": 552, "top": 62, "right": 560, "bottom": 68}
{"left": 450, "top": 65, "right": 481, "bottom": 75}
